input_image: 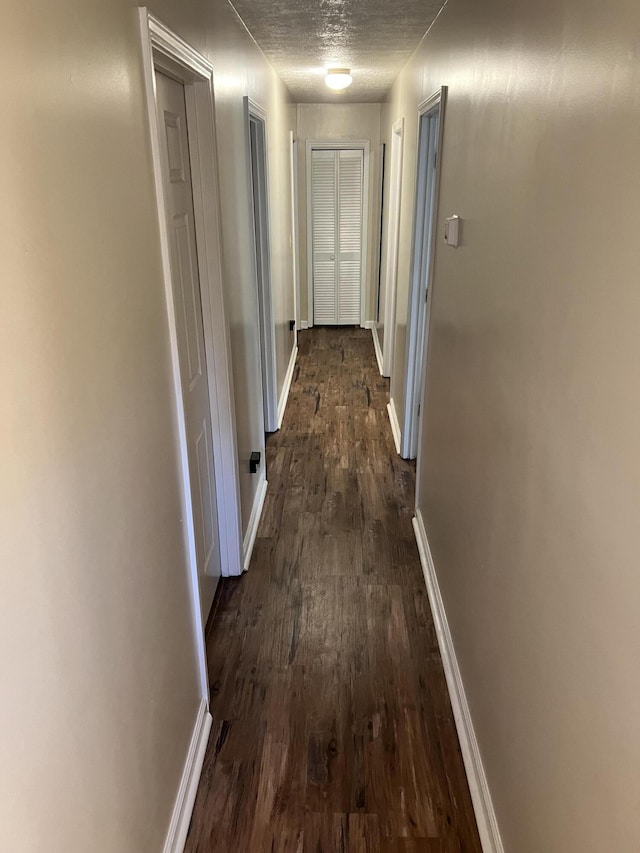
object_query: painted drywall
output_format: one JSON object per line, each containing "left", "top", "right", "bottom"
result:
{"left": 383, "top": 0, "right": 640, "bottom": 849}
{"left": 296, "top": 103, "right": 383, "bottom": 325}
{"left": 0, "top": 0, "right": 293, "bottom": 850}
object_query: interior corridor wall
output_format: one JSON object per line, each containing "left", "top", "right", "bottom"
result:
{"left": 382, "top": 0, "right": 640, "bottom": 850}
{"left": 0, "top": 0, "right": 294, "bottom": 850}
{"left": 296, "top": 103, "right": 382, "bottom": 326}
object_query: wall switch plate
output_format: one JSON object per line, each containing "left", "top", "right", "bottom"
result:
{"left": 444, "top": 215, "right": 460, "bottom": 247}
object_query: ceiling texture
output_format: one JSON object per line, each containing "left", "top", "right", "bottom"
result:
{"left": 229, "top": 0, "right": 446, "bottom": 102}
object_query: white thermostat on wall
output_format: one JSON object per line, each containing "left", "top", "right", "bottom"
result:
{"left": 444, "top": 214, "right": 460, "bottom": 247}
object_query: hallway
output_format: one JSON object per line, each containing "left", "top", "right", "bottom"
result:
{"left": 185, "top": 328, "right": 481, "bottom": 852}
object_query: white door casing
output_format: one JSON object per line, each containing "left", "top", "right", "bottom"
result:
{"left": 156, "top": 72, "right": 220, "bottom": 617}
{"left": 407, "top": 88, "right": 448, "bottom": 478}
{"left": 310, "top": 148, "right": 364, "bottom": 325}
{"left": 306, "top": 140, "right": 370, "bottom": 328}
{"left": 244, "top": 98, "right": 278, "bottom": 433}
{"left": 290, "top": 132, "right": 301, "bottom": 334}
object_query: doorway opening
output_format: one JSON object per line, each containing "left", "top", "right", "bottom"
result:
{"left": 402, "top": 87, "right": 447, "bottom": 461}
{"left": 139, "top": 10, "right": 243, "bottom": 658}
{"left": 380, "top": 118, "right": 404, "bottom": 378}
{"left": 245, "top": 98, "right": 278, "bottom": 433}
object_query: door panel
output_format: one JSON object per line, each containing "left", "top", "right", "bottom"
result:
{"left": 156, "top": 72, "right": 220, "bottom": 622}
{"left": 194, "top": 419, "right": 216, "bottom": 573}
{"left": 172, "top": 213, "right": 204, "bottom": 387}
{"left": 311, "top": 150, "right": 337, "bottom": 324}
{"left": 337, "top": 150, "right": 363, "bottom": 325}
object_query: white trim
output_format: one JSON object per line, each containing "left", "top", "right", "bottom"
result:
{"left": 382, "top": 117, "right": 405, "bottom": 378}
{"left": 181, "top": 62, "right": 243, "bottom": 581}
{"left": 242, "top": 474, "right": 268, "bottom": 572}
{"left": 145, "top": 13, "right": 213, "bottom": 80}
{"left": 387, "top": 399, "right": 401, "bottom": 455}
{"left": 412, "top": 509, "right": 504, "bottom": 853}
{"left": 305, "top": 139, "right": 371, "bottom": 329}
{"left": 403, "top": 87, "right": 447, "bottom": 461}
{"left": 290, "top": 132, "right": 301, "bottom": 336}
{"left": 364, "top": 320, "right": 376, "bottom": 329}
{"left": 416, "top": 88, "right": 445, "bottom": 119}
{"left": 138, "top": 10, "right": 245, "bottom": 704}
{"left": 301, "top": 320, "right": 309, "bottom": 330}
{"left": 371, "top": 325, "right": 384, "bottom": 376}
{"left": 163, "top": 698, "right": 213, "bottom": 853}
{"left": 244, "top": 96, "right": 279, "bottom": 433}
{"left": 278, "top": 345, "right": 298, "bottom": 429}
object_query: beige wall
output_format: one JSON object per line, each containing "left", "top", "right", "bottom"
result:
{"left": 296, "top": 103, "right": 382, "bottom": 324}
{"left": 383, "top": 0, "right": 640, "bottom": 850}
{"left": 0, "top": 0, "right": 293, "bottom": 850}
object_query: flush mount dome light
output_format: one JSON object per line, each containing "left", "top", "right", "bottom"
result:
{"left": 325, "top": 68, "right": 353, "bottom": 91}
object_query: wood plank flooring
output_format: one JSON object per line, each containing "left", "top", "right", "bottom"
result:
{"left": 185, "top": 327, "right": 481, "bottom": 853}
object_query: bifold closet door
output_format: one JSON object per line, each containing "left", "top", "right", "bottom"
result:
{"left": 311, "top": 148, "right": 363, "bottom": 325}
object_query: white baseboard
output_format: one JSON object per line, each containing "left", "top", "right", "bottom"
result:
{"left": 371, "top": 325, "right": 384, "bottom": 376}
{"left": 387, "top": 398, "right": 401, "bottom": 455}
{"left": 364, "top": 320, "right": 376, "bottom": 329}
{"left": 163, "top": 698, "right": 212, "bottom": 853}
{"left": 301, "top": 320, "right": 309, "bottom": 329}
{"left": 412, "top": 509, "right": 504, "bottom": 853}
{"left": 278, "top": 345, "right": 298, "bottom": 429}
{"left": 242, "top": 473, "right": 268, "bottom": 571}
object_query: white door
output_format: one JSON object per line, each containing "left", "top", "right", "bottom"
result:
{"left": 156, "top": 72, "right": 220, "bottom": 621}
{"left": 311, "top": 148, "right": 363, "bottom": 325}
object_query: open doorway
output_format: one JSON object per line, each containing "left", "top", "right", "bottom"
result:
{"left": 245, "top": 98, "right": 278, "bottom": 433}
{"left": 380, "top": 118, "right": 404, "bottom": 377}
{"left": 138, "top": 9, "right": 244, "bottom": 704}
{"left": 402, "top": 87, "right": 447, "bottom": 461}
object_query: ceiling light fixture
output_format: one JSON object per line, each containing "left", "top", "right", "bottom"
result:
{"left": 325, "top": 68, "right": 353, "bottom": 91}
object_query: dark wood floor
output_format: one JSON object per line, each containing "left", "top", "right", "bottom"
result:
{"left": 185, "top": 327, "right": 481, "bottom": 853}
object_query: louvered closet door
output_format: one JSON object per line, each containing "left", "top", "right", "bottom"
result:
{"left": 337, "top": 150, "right": 363, "bottom": 324}
{"left": 311, "top": 150, "right": 337, "bottom": 324}
{"left": 311, "top": 148, "right": 363, "bottom": 325}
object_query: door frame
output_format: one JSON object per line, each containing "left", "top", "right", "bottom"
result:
{"left": 305, "top": 139, "right": 370, "bottom": 328}
{"left": 290, "top": 131, "right": 301, "bottom": 335}
{"left": 244, "top": 97, "right": 278, "bottom": 433}
{"left": 138, "top": 9, "right": 244, "bottom": 686}
{"left": 381, "top": 118, "right": 405, "bottom": 377}
{"left": 406, "top": 87, "right": 448, "bottom": 469}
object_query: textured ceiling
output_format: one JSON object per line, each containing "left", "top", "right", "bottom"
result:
{"left": 229, "top": 0, "right": 446, "bottom": 102}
